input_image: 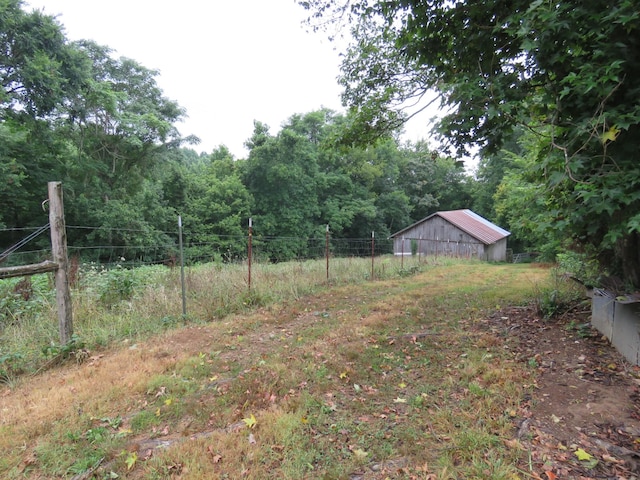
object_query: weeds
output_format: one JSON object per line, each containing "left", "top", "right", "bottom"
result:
{"left": 0, "top": 351, "right": 24, "bottom": 385}
{"left": 397, "top": 264, "right": 421, "bottom": 277}
{"left": 533, "top": 267, "right": 585, "bottom": 319}
{"left": 0, "top": 275, "right": 53, "bottom": 327}
{"left": 556, "top": 251, "right": 600, "bottom": 287}
{"left": 41, "top": 334, "right": 85, "bottom": 360}
{"left": 565, "top": 319, "right": 593, "bottom": 338}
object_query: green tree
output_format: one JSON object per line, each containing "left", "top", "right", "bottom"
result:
{"left": 315, "top": 119, "right": 412, "bottom": 242}
{"left": 312, "top": 116, "right": 383, "bottom": 241}
{"left": 183, "top": 146, "right": 252, "bottom": 262}
{"left": 61, "top": 41, "right": 190, "bottom": 194}
{"left": 492, "top": 131, "right": 561, "bottom": 258}
{"left": 469, "top": 130, "right": 524, "bottom": 221}
{"left": 0, "top": 2, "right": 195, "bottom": 264}
{"left": 51, "top": 40, "right": 194, "bottom": 260}
{"left": 243, "top": 118, "right": 321, "bottom": 260}
{"left": 331, "top": 145, "right": 404, "bottom": 241}
{"left": 301, "top": 0, "right": 640, "bottom": 288}
{"left": 0, "top": 121, "right": 28, "bottom": 229}
{"left": 77, "top": 182, "right": 177, "bottom": 263}
{"left": 0, "top": 0, "right": 87, "bottom": 117}
{"left": 0, "top": 1, "right": 88, "bottom": 253}
{"left": 397, "top": 140, "right": 470, "bottom": 222}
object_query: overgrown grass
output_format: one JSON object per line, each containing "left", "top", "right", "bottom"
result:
{"left": 532, "top": 266, "right": 587, "bottom": 319}
{"left": 0, "top": 258, "right": 553, "bottom": 479}
{"left": 0, "top": 255, "right": 448, "bottom": 379}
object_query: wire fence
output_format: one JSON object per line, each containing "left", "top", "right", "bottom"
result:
{"left": 0, "top": 223, "right": 395, "bottom": 269}
{"left": 2, "top": 217, "right": 516, "bottom": 274}
{"left": 0, "top": 220, "right": 487, "bottom": 326}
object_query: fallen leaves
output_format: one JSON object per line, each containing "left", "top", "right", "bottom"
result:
{"left": 207, "top": 446, "right": 223, "bottom": 464}
{"left": 601, "top": 453, "right": 625, "bottom": 465}
{"left": 242, "top": 413, "right": 257, "bottom": 429}
{"left": 125, "top": 452, "right": 137, "bottom": 471}
{"left": 574, "top": 448, "right": 592, "bottom": 461}
{"left": 154, "top": 386, "right": 167, "bottom": 398}
{"left": 348, "top": 445, "right": 369, "bottom": 460}
{"left": 19, "top": 451, "right": 37, "bottom": 473}
{"left": 503, "top": 438, "right": 524, "bottom": 450}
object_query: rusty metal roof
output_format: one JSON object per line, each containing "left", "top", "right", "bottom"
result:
{"left": 437, "top": 209, "right": 510, "bottom": 245}
{"left": 391, "top": 209, "right": 510, "bottom": 245}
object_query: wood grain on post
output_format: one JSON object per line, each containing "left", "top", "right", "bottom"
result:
{"left": 48, "top": 181, "right": 73, "bottom": 344}
{"left": 0, "top": 260, "right": 58, "bottom": 279}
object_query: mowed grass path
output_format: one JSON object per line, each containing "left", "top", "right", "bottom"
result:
{"left": 0, "top": 261, "right": 549, "bottom": 479}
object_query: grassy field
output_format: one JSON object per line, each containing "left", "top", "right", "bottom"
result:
{"left": 0, "top": 257, "right": 557, "bottom": 479}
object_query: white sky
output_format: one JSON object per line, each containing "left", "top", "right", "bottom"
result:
{"left": 25, "top": 0, "right": 435, "bottom": 159}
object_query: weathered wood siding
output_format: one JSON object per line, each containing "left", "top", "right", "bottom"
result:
{"left": 484, "top": 238, "right": 508, "bottom": 262}
{"left": 392, "top": 216, "right": 483, "bottom": 258}
{"left": 392, "top": 216, "right": 509, "bottom": 261}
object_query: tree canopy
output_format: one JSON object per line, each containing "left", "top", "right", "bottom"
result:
{"left": 301, "top": 0, "right": 640, "bottom": 288}
{"left": 0, "top": 0, "right": 87, "bottom": 117}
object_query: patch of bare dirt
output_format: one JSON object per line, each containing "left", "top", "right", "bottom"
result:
{"left": 483, "top": 304, "right": 640, "bottom": 479}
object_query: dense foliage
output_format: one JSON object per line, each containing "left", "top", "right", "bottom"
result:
{"left": 301, "top": 0, "right": 640, "bottom": 289}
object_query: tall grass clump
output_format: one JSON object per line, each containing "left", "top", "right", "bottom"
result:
{"left": 532, "top": 259, "right": 588, "bottom": 319}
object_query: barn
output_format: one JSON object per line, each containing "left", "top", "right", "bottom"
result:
{"left": 390, "top": 209, "right": 511, "bottom": 262}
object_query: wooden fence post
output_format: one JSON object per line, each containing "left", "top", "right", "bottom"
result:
{"left": 48, "top": 182, "right": 73, "bottom": 344}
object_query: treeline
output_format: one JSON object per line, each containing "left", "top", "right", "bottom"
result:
{"left": 0, "top": 108, "right": 477, "bottom": 263}
{"left": 0, "top": 1, "right": 553, "bottom": 266}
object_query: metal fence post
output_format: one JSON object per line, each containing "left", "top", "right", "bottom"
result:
{"left": 325, "top": 224, "right": 329, "bottom": 282}
{"left": 371, "top": 231, "right": 375, "bottom": 281}
{"left": 178, "top": 215, "right": 186, "bottom": 317}
{"left": 248, "top": 218, "right": 253, "bottom": 291}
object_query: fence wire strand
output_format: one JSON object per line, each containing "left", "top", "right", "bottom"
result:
{"left": 0, "top": 224, "right": 50, "bottom": 263}
{"left": 1, "top": 223, "right": 485, "bottom": 269}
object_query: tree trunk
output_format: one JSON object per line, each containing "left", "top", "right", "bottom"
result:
{"left": 619, "top": 231, "right": 640, "bottom": 290}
